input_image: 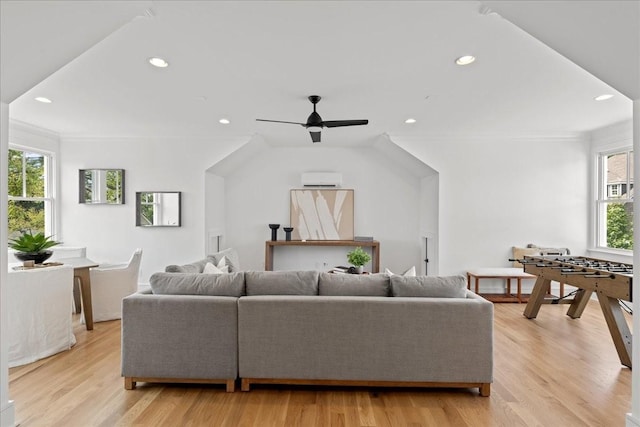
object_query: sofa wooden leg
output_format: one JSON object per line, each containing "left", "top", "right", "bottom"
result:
{"left": 124, "top": 377, "right": 136, "bottom": 390}
{"left": 226, "top": 379, "right": 236, "bottom": 393}
{"left": 241, "top": 378, "right": 250, "bottom": 392}
{"left": 480, "top": 383, "right": 490, "bottom": 397}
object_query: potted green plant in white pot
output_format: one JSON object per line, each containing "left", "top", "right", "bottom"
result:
{"left": 346, "top": 246, "right": 371, "bottom": 274}
{"left": 9, "top": 230, "right": 61, "bottom": 264}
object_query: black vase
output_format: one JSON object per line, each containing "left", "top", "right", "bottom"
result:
{"left": 283, "top": 227, "right": 294, "bottom": 241}
{"left": 268, "top": 224, "right": 280, "bottom": 241}
{"left": 14, "top": 250, "right": 53, "bottom": 264}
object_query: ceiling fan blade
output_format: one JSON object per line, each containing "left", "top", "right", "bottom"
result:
{"left": 310, "top": 131, "right": 321, "bottom": 143}
{"left": 256, "top": 119, "right": 306, "bottom": 126}
{"left": 322, "top": 120, "right": 368, "bottom": 128}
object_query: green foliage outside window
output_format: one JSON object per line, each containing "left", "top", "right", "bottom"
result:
{"left": 106, "top": 169, "right": 122, "bottom": 203}
{"left": 607, "top": 203, "right": 633, "bottom": 250}
{"left": 7, "top": 149, "right": 46, "bottom": 239}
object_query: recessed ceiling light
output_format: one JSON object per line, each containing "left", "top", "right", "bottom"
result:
{"left": 148, "top": 57, "right": 169, "bottom": 68}
{"left": 34, "top": 97, "right": 52, "bottom": 103}
{"left": 219, "top": 118, "right": 230, "bottom": 124}
{"left": 405, "top": 118, "right": 417, "bottom": 124}
{"left": 594, "top": 94, "right": 614, "bottom": 101}
{"left": 455, "top": 55, "right": 476, "bottom": 66}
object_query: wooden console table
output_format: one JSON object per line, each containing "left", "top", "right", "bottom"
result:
{"left": 265, "top": 240, "right": 380, "bottom": 273}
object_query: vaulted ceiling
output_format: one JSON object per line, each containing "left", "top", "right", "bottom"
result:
{"left": 2, "top": 1, "right": 637, "bottom": 146}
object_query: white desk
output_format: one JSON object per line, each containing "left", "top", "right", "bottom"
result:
{"left": 7, "top": 264, "right": 76, "bottom": 367}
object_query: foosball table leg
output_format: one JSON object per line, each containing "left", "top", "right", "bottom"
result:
{"left": 597, "top": 293, "right": 632, "bottom": 368}
{"left": 566, "top": 289, "right": 593, "bottom": 319}
{"left": 523, "top": 277, "right": 551, "bottom": 318}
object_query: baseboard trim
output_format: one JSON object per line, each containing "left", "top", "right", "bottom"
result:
{"left": 1, "top": 400, "right": 15, "bottom": 427}
{"left": 626, "top": 413, "right": 640, "bottom": 427}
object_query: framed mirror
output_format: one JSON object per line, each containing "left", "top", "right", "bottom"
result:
{"left": 136, "top": 192, "right": 181, "bottom": 227}
{"left": 79, "top": 169, "right": 125, "bottom": 204}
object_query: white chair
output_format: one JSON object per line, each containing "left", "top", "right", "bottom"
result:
{"left": 89, "top": 248, "right": 142, "bottom": 322}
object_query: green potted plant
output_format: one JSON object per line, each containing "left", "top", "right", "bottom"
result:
{"left": 346, "top": 246, "right": 371, "bottom": 274}
{"left": 9, "top": 230, "right": 61, "bottom": 264}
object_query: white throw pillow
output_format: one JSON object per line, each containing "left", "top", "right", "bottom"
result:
{"left": 384, "top": 266, "right": 416, "bottom": 277}
{"left": 203, "top": 257, "right": 229, "bottom": 274}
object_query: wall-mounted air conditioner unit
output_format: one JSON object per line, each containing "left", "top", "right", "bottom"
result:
{"left": 301, "top": 172, "right": 342, "bottom": 187}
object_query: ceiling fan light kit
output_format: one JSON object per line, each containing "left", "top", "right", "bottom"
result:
{"left": 256, "top": 95, "right": 368, "bottom": 143}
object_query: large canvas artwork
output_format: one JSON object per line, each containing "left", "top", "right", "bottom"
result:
{"left": 290, "top": 189, "right": 354, "bottom": 240}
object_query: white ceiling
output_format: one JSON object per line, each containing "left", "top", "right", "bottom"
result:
{"left": 2, "top": 1, "right": 637, "bottom": 146}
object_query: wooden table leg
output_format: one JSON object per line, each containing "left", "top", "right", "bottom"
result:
{"left": 506, "top": 278, "right": 512, "bottom": 297}
{"left": 265, "top": 242, "right": 273, "bottom": 271}
{"left": 523, "top": 276, "right": 550, "bottom": 318}
{"left": 597, "top": 293, "right": 632, "bottom": 368}
{"left": 475, "top": 276, "right": 480, "bottom": 294}
{"left": 566, "top": 289, "right": 593, "bottom": 319}
{"left": 75, "top": 268, "right": 94, "bottom": 330}
{"left": 517, "top": 278, "right": 523, "bottom": 303}
{"left": 372, "top": 244, "right": 380, "bottom": 273}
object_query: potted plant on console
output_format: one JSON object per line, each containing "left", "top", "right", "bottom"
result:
{"left": 9, "top": 230, "right": 61, "bottom": 264}
{"left": 346, "top": 246, "right": 371, "bottom": 274}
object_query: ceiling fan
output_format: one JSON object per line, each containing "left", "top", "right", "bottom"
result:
{"left": 256, "top": 95, "right": 368, "bottom": 143}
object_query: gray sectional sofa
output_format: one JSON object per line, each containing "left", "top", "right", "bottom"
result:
{"left": 122, "top": 266, "right": 493, "bottom": 396}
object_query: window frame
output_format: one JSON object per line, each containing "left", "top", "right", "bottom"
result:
{"left": 595, "top": 147, "right": 633, "bottom": 253}
{"left": 7, "top": 144, "right": 56, "bottom": 237}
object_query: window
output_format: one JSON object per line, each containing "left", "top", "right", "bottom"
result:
{"left": 596, "top": 149, "right": 633, "bottom": 251}
{"left": 7, "top": 148, "right": 54, "bottom": 240}
{"left": 608, "top": 184, "right": 621, "bottom": 197}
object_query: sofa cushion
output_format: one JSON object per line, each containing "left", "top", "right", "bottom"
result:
{"left": 245, "top": 271, "right": 319, "bottom": 295}
{"left": 165, "top": 256, "right": 215, "bottom": 273}
{"left": 319, "top": 272, "right": 390, "bottom": 296}
{"left": 149, "top": 272, "right": 245, "bottom": 297}
{"left": 390, "top": 275, "right": 467, "bottom": 298}
{"left": 210, "top": 248, "right": 240, "bottom": 272}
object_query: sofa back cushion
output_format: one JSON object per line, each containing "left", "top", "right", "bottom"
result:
{"left": 164, "top": 257, "right": 215, "bottom": 273}
{"left": 149, "top": 272, "right": 245, "bottom": 297}
{"left": 319, "top": 272, "right": 390, "bottom": 296}
{"left": 245, "top": 271, "right": 319, "bottom": 295}
{"left": 390, "top": 275, "right": 467, "bottom": 298}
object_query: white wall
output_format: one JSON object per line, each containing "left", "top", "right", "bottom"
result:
{"left": 420, "top": 174, "right": 439, "bottom": 275}
{"left": 208, "top": 142, "right": 436, "bottom": 273}
{"left": 204, "top": 173, "right": 225, "bottom": 253}
{"left": 24, "top": 127, "right": 589, "bottom": 294}
{"left": 395, "top": 134, "right": 590, "bottom": 291}
{"left": 59, "top": 136, "right": 248, "bottom": 283}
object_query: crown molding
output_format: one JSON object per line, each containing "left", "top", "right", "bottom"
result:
{"left": 60, "top": 134, "right": 252, "bottom": 144}
{"left": 9, "top": 119, "right": 60, "bottom": 140}
{"left": 386, "top": 130, "right": 588, "bottom": 144}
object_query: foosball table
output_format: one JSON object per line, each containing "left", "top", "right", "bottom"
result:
{"left": 519, "top": 255, "right": 633, "bottom": 368}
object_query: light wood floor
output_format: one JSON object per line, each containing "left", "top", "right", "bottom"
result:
{"left": 9, "top": 300, "right": 632, "bottom": 426}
